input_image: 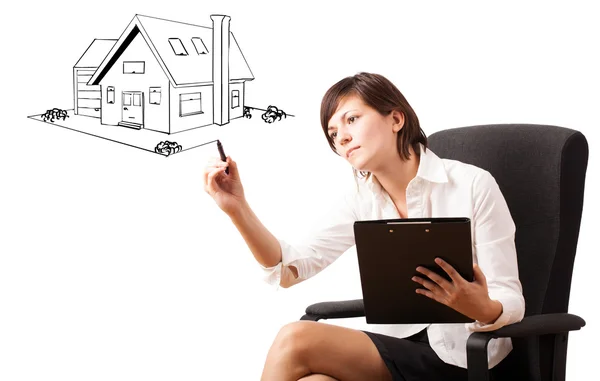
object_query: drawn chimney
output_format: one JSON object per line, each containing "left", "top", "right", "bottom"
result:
{"left": 211, "top": 14, "right": 230, "bottom": 126}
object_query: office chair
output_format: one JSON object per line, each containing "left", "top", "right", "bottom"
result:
{"left": 300, "top": 124, "right": 588, "bottom": 381}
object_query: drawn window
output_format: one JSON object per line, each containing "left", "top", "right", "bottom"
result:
{"left": 169, "top": 38, "right": 188, "bottom": 56}
{"left": 231, "top": 90, "right": 240, "bottom": 108}
{"left": 123, "top": 61, "right": 145, "bottom": 74}
{"left": 149, "top": 87, "right": 161, "bottom": 105}
{"left": 133, "top": 93, "right": 141, "bottom": 107}
{"left": 107, "top": 86, "right": 115, "bottom": 104}
{"left": 191, "top": 37, "right": 208, "bottom": 54}
{"left": 180, "top": 92, "right": 202, "bottom": 116}
{"left": 123, "top": 93, "right": 132, "bottom": 106}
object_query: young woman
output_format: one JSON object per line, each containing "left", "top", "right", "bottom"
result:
{"left": 203, "top": 72, "right": 525, "bottom": 381}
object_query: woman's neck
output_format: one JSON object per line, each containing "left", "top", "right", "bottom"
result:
{"left": 372, "top": 146, "right": 420, "bottom": 202}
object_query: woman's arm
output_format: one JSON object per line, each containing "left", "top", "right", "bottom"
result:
{"left": 412, "top": 169, "right": 525, "bottom": 329}
{"left": 468, "top": 169, "right": 525, "bottom": 330}
{"left": 229, "top": 200, "right": 300, "bottom": 287}
{"left": 203, "top": 154, "right": 359, "bottom": 289}
{"left": 203, "top": 156, "right": 301, "bottom": 288}
{"left": 256, "top": 189, "right": 360, "bottom": 289}
{"left": 229, "top": 199, "right": 284, "bottom": 268}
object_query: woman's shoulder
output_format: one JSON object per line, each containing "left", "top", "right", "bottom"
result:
{"left": 440, "top": 157, "right": 496, "bottom": 187}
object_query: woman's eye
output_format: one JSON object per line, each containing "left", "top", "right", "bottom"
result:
{"left": 330, "top": 132, "right": 337, "bottom": 139}
{"left": 348, "top": 116, "right": 356, "bottom": 124}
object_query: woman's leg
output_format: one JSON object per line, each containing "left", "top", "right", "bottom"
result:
{"left": 298, "top": 375, "right": 338, "bottom": 381}
{"left": 260, "top": 321, "right": 393, "bottom": 381}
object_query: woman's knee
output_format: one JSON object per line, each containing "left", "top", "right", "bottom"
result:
{"left": 271, "top": 321, "right": 318, "bottom": 361}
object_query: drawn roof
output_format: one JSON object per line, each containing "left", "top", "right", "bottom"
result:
{"left": 89, "top": 14, "right": 254, "bottom": 87}
{"left": 74, "top": 39, "right": 118, "bottom": 68}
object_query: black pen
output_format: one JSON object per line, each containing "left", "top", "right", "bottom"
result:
{"left": 216, "top": 140, "right": 229, "bottom": 175}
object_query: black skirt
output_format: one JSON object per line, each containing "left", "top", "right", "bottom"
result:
{"left": 362, "top": 329, "right": 470, "bottom": 381}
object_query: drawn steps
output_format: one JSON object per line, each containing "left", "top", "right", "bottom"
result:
{"left": 117, "top": 121, "right": 142, "bottom": 130}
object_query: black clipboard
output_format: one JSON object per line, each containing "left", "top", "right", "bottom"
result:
{"left": 353, "top": 217, "right": 475, "bottom": 324}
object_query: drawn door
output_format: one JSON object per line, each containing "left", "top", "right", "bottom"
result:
{"left": 122, "top": 91, "right": 144, "bottom": 125}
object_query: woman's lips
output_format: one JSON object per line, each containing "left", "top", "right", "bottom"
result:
{"left": 347, "top": 146, "right": 360, "bottom": 158}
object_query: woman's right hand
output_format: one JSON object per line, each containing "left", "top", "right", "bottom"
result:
{"left": 203, "top": 156, "right": 246, "bottom": 217}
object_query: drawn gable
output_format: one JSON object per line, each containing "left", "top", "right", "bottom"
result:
{"left": 95, "top": 26, "right": 170, "bottom": 133}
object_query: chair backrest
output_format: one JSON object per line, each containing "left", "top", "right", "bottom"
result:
{"left": 428, "top": 124, "right": 588, "bottom": 380}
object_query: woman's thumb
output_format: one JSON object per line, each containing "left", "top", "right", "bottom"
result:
{"left": 226, "top": 156, "right": 238, "bottom": 176}
{"left": 473, "top": 263, "right": 487, "bottom": 285}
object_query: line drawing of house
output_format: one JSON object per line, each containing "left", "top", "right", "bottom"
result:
{"left": 29, "top": 13, "right": 292, "bottom": 157}
{"left": 80, "top": 14, "right": 254, "bottom": 133}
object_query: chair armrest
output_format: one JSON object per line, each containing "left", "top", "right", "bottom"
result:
{"left": 484, "top": 312, "right": 585, "bottom": 338}
{"left": 466, "top": 313, "right": 586, "bottom": 381}
{"left": 300, "top": 299, "right": 365, "bottom": 321}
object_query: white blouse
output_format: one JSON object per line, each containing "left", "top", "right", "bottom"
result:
{"left": 260, "top": 145, "right": 525, "bottom": 369}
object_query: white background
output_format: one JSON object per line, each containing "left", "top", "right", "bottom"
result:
{"left": 1, "top": 1, "right": 597, "bottom": 379}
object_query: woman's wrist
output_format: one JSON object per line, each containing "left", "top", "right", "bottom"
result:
{"left": 227, "top": 198, "right": 283, "bottom": 268}
{"left": 228, "top": 198, "right": 251, "bottom": 223}
{"left": 479, "top": 299, "right": 503, "bottom": 324}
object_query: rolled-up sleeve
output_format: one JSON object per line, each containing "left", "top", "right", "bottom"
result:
{"left": 258, "top": 189, "right": 359, "bottom": 289}
{"left": 467, "top": 171, "right": 525, "bottom": 332}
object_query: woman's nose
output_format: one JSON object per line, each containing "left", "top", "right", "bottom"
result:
{"left": 337, "top": 128, "right": 352, "bottom": 145}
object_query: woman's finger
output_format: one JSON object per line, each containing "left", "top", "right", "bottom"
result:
{"left": 206, "top": 160, "right": 228, "bottom": 170}
{"left": 203, "top": 163, "right": 226, "bottom": 189}
{"left": 434, "top": 258, "right": 463, "bottom": 284}
{"left": 202, "top": 164, "right": 214, "bottom": 186}
{"left": 473, "top": 263, "right": 487, "bottom": 286}
{"left": 412, "top": 276, "right": 440, "bottom": 293}
{"left": 204, "top": 168, "right": 218, "bottom": 194}
{"left": 415, "top": 288, "right": 444, "bottom": 305}
{"left": 208, "top": 155, "right": 225, "bottom": 164}
{"left": 203, "top": 158, "right": 219, "bottom": 179}
{"left": 205, "top": 157, "right": 229, "bottom": 173}
{"left": 415, "top": 266, "right": 453, "bottom": 291}
{"left": 204, "top": 159, "right": 229, "bottom": 173}
{"left": 205, "top": 166, "right": 227, "bottom": 194}
{"left": 226, "top": 156, "right": 238, "bottom": 177}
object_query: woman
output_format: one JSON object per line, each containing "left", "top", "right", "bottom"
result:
{"left": 203, "top": 72, "right": 525, "bottom": 381}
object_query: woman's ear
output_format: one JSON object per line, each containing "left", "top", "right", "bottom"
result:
{"left": 391, "top": 110, "right": 405, "bottom": 133}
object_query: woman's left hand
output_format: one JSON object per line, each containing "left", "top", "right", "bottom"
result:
{"left": 412, "top": 258, "right": 503, "bottom": 324}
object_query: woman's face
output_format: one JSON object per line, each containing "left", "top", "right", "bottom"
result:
{"left": 327, "top": 94, "right": 403, "bottom": 172}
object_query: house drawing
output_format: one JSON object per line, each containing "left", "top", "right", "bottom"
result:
{"left": 74, "top": 14, "right": 254, "bottom": 134}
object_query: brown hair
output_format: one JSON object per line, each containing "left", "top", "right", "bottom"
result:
{"left": 320, "top": 72, "right": 427, "bottom": 180}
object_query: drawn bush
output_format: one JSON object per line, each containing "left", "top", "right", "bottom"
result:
{"left": 243, "top": 106, "right": 252, "bottom": 119}
{"left": 42, "top": 108, "right": 69, "bottom": 123}
{"left": 261, "top": 105, "right": 287, "bottom": 123}
{"left": 155, "top": 141, "right": 182, "bottom": 156}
